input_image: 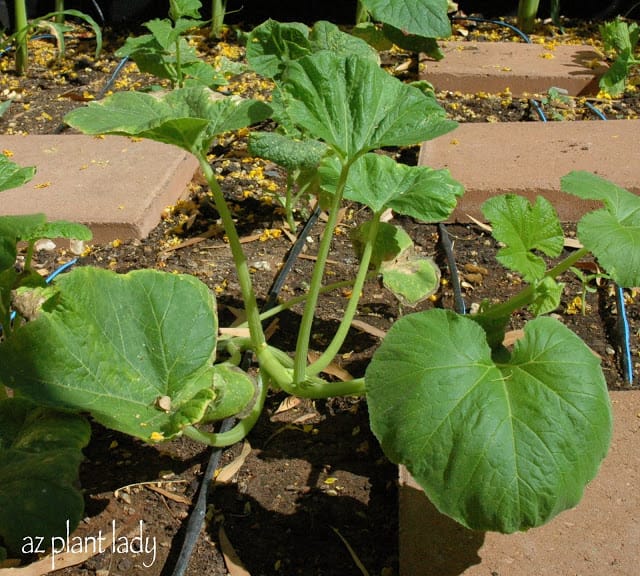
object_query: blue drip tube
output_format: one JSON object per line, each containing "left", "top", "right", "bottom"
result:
{"left": 581, "top": 100, "right": 635, "bottom": 385}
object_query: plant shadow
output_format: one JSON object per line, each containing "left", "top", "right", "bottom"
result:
{"left": 399, "top": 473, "right": 485, "bottom": 575}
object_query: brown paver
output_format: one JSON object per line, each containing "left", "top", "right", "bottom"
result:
{"left": 0, "top": 135, "right": 198, "bottom": 244}
{"left": 399, "top": 390, "right": 640, "bottom": 576}
{"left": 422, "top": 41, "right": 608, "bottom": 96}
{"left": 420, "top": 119, "right": 640, "bottom": 222}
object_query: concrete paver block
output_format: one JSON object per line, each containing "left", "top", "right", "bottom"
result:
{"left": 399, "top": 391, "right": 640, "bottom": 576}
{"left": 420, "top": 119, "right": 639, "bottom": 222}
{"left": 422, "top": 41, "right": 608, "bottom": 96}
{"left": 0, "top": 135, "right": 198, "bottom": 243}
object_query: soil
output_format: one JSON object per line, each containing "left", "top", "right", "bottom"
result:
{"left": 1, "top": 15, "right": 639, "bottom": 576}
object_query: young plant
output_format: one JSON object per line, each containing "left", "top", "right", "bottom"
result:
{"left": 9, "top": 0, "right": 102, "bottom": 75}
{"left": 599, "top": 17, "right": 640, "bottom": 97}
{"left": 1, "top": 21, "right": 637, "bottom": 550}
{"left": 517, "top": 0, "right": 562, "bottom": 33}
{"left": 116, "top": 0, "right": 225, "bottom": 89}
{"left": 367, "top": 172, "right": 640, "bottom": 532}
{"left": 568, "top": 264, "right": 610, "bottom": 315}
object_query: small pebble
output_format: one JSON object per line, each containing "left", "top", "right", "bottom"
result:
{"left": 251, "top": 260, "right": 271, "bottom": 271}
{"left": 34, "top": 239, "right": 56, "bottom": 252}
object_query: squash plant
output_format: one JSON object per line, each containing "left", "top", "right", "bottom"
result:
{"left": 0, "top": 10, "right": 637, "bottom": 562}
{"left": 8, "top": 0, "right": 102, "bottom": 75}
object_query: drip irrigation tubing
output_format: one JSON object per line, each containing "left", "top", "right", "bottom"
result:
{"left": 581, "top": 100, "right": 634, "bottom": 385}
{"left": 438, "top": 223, "right": 466, "bottom": 314}
{"left": 169, "top": 205, "right": 321, "bottom": 576}
{"left": 451, "top": 16, "right": 532, "bottom": 43}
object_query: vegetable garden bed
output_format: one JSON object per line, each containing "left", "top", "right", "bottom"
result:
{"left": 0, "top": 5, "right": 639, "bottom": 576}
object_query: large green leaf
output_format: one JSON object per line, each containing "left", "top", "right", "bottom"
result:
{"left": 360, "top": 0, "right": 452, "bottom": 38}
{"left": 320, "top": 153, "right": 462, "bottom": 220}
{"left": 561, "top": 171, "right": 640, "bottom": 287}
{"left": 64, "top": 87, "right": 271, "bottom": 156}
{"left": 0, "top": 399, "right": 90, "bottom": 556}
{"left": 246, "top": 20, "right": 377, "bottom": 80}
{"left": 246, "top": 19, "right": 312, "bottom": 79}
{"left": 482, "top": 195, "right": 564, "bottom": 282}
{"left": 366, "top": 309, "right": 612, "bottom": 533}
{"left": 278, "top": 52, "right": 456, "bottom": 158}
{"left": 0, "top": 268, "right": 219, "bottom": 441}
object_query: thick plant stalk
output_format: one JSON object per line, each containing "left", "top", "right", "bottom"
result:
{"left": 210, "top": 0, "right": 226, "bottom": 39}
{"left": 55, "top": 0, "right": 64, "bottom": 23}
{"left": 355, "top": 0, "right": 369, "bottom": 24}
{"left": 517, "top": 0, "right": 540, "bottom": 33}
{"left": 14, "top": 0, "right": 28, "bottom": 75}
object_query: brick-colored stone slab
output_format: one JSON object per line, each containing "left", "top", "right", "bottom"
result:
{"left": 420, "top": 119, "right": 639, "bottom": 222}
{"left": 421, "top": 41, "right": 608, "bottom": 96}
{"left": 0, "top": 135, "right": 198, "bottom": 243}
{"left": 399, "top": 390, "right": 640, "bottom": 576}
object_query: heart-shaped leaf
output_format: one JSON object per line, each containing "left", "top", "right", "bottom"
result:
{"left": 0, "top": 399, "right": 90, "bottom": 556}
{"left": 366, "top": 309, "right": 612, "bottom": 533}
{"left": 0, "top": 268, "right": 218, "bottom": 441}
{"left": 320, "top": 153, "right": 462, "bottom": 220}
{"left": 278, "top": 52, "right": 456, "bottom": 158}
{"left": 561, "top": 171, "right": 640, "bottom": 287}
{"left": 482, "top": 195, "right": 564, "bottom": 282}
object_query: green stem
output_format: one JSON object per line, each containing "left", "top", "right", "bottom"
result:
{"left": 481, "top": 246, "right": 590, "bottom": 320}
{"left": 293, "top": 160, "right": 350, "bottom": 385}
{"left": 355, "top": 0, "right": 369, "bottom": 24}
{"left": 174, "top": 37, "right": 183, "bottom": 88}
{"left": 200, "top": 157, "right": 292, "bottom": 388}
{"left": 199, "top": 158, "right": 266, "bottom": 354}
{"left": 306, "top": 214, "right": 380, "bottom": 378}
{"left": 183, "top": 372, "right": 268, "bottom": 447}
{"left": 14, "top": 0, "right": 29, "bottom": 75}
{"left": 232, "top": 275, "right": 375, "bottom": 327}
{"left": 210, "top": 0, "right": 226, "bottom": 39}
{"left": 517, "top": 0, "right": 540, "bottom": 33}
{"left": 55, "top": 0, "right": 64, "bottom": 24}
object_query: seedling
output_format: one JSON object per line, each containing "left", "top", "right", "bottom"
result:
{"left": 7, "top": 0, "right": 102, "bottom": 75}
{"left": 599, "top": 17, "right": 640, "bottom": 96}
{"left": 116, "top": 0, "right": 225, "bottom": 89}
{"left": 568, "top": 264, "right": 610, "bottom": 315}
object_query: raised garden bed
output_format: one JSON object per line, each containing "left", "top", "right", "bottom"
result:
{"left": 0, "top": 6, "right": 639, "bottom": 576}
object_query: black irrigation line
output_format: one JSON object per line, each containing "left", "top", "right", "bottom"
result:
{"left": 438, "top": 223, "right": 466, "bottom": 315}
{"left": 169, "top": 205, "right": 322, "bottom": 576}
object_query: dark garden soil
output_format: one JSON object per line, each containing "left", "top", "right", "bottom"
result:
{"left": 1, "top": 16, "right": 639, "bottom": 576}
